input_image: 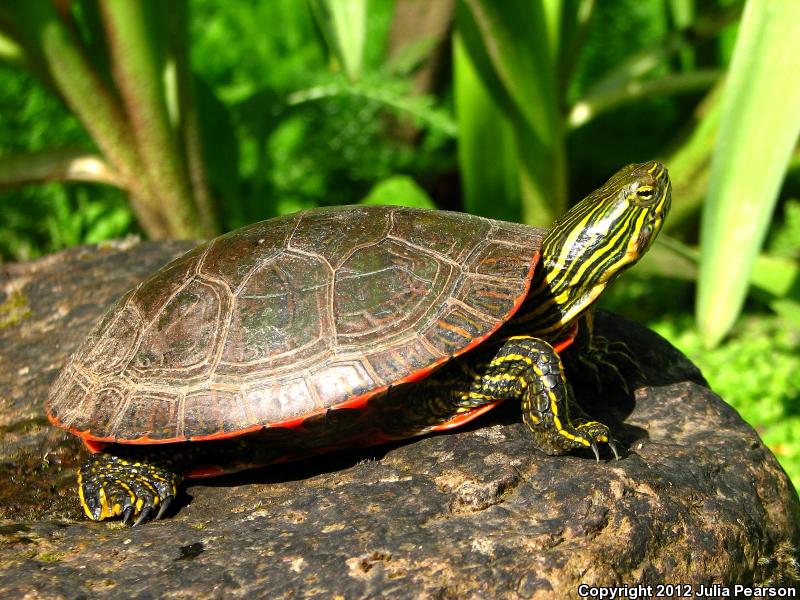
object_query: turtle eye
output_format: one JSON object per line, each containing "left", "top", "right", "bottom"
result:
{"left": 631, "top": 185, "right": 656, "bottom": 206}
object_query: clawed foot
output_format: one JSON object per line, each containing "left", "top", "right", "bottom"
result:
{"left": 78, "top": 454, "right": 180, "bottom": 526}
{"left": 525, "top": 409, "right": 621, "bottom": 461}
{"left": 568, "top": 336, "right": 644, "bottom": 397}
{"left": 573, "top": 421, "right": 620, "bottom": 461}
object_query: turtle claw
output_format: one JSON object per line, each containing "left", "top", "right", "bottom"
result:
{"left": 121, "top": 505, "right": 135, "bottom": 526}
{"left": 133, "top": 506, "right": 155, "bottom": 527}
{"left": 608, "top": 439, "right": 620, "bottom": 461}
{"left": 78, "top": 453, "right": 181, "bottom": 525}
{"left": 573, "top": 421, "right": 621, "bottom": 462}
{"left": 590, "top": 440, "right": 600, "bottom": 462}
{"left": 156, "top": 496, "right": 173, "bottom": 520}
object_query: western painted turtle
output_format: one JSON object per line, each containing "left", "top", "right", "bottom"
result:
{"left": 47, "top": 161, "right": 671, "bottom": 525}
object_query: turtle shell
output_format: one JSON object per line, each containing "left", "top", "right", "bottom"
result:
{"left": 47, "top": 206, "right": 546, "bottom": 444}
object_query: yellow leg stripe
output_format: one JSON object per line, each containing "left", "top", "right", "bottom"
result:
{"left": 98, "top": 486, "right": 112, "bottom": 520}
{"left": 77, "top": 469, "right": 95, "bottom": 520}
{"left": 456, "top": 391, "right": 495, "bottom": 402}
{"left": 490, "top": 353, "right": 535, "bottom": 367}
{"left": 549, "top": 391, "right": 591, "bottom": 447}
{"left": 117, "top": 480, "right": 135, "bottom": 505}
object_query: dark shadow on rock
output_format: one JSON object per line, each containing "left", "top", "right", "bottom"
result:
{"left": 201, "top": 441, "right": 405, "bottom": 489}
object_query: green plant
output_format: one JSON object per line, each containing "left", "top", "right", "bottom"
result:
{"left": 0, "top": 1, "right": 216, "bottom": 239}
{"left": 454, "top": 0, "right": 800, "bottom": 348}
{"left": 697, "top": 1, "right": 800, "bottom": 346}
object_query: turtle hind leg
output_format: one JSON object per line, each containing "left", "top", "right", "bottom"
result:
{"left": 79, "top": 452, "right": 180, "bottom": 525}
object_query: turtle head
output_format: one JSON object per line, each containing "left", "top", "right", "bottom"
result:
{"left": 526, "top": 161, "right": 671, "bottom": 336}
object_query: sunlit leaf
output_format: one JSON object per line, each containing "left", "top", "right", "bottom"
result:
{"left": 697, "top": 0, "right": 800, "bottom": 346}
{"left": 454, "top": 33, "right": 520, "bottom": 222}
{"left": 309, "top": 0, "right": 366, "bottom": 82}
{"left": 361, "top": 175, "right": 436, "bottom": 209}
{"left": 456, "top": 0, "right": 565, "bottom": 225}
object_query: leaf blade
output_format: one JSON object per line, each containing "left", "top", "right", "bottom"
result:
{"left": 697, "top": 0, "right": 800, "bottom": 346}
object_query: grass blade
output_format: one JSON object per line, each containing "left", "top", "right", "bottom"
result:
{"left": 310, "top": 0, "right": 366, "bottom": 82}
{"left": 457, "top": 0, "right": 566, "bottom": 225}
{"left": 697, "top": 0, "right": 800, "bottom": 346}
{"left": 454, "top": 33, "right": 521, "bottom": 222}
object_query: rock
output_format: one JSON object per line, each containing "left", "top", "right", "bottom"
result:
{"left": 0, "top": 241, "right": 798, "bottom": 597}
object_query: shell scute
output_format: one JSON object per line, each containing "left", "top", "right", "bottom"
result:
{"left": 183, "top": 389, "right": 249, "bottom": 437}
{"left": 130, "top": 278, "right": 228, "bottom": 375}
{"left": 334, "top": 237, "right": 448, "bottom": 341}
{"left": 219, "top": 252, "right": 331, "bottom": 368}
{"left": 198, "top": 215, "right": 298, "bottom": 291}
{"left": 131, "top": 244, "right": 207, "bottom": 323}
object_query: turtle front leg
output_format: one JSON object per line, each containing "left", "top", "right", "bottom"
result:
{"left": 79, "top": 452, "right": 181, "bottom": 526}
{"left": 474, "top": 335, "right": 619, "bottom": 460}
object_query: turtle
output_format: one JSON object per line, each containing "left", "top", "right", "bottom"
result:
{"left": 47, "top": 161, "right": 671, "bottom": 526}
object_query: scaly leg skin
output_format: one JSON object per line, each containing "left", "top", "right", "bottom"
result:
{"left": 507, "top": 336, "right": 620, "bottom": 460}
{"left": 415, "top": 334, "right": 619, "bottom": 460}
{"left": 78, "top": 453, "right": 181, "bottom": 526}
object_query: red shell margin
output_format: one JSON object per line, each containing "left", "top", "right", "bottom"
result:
{"left": 54, "top": 250, "right": 576, "bottom": 453}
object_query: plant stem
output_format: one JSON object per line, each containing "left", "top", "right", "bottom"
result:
{"left": 4, "top": 2, "right": 169, "bottom": 237}
{"left": 568, "top": 70, "right": 720, "bottom": 129}
{"left": 99, "top": 0, "right": 200, "bottom": 239}
{"left": 167, "top": 1, "right": 218, "bottom": 237}
{"left": 0, "top": 149, "right": 121, "bottom": 189}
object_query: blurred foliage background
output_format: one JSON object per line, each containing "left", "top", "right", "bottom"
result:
{"left": 0, "top": 1, "right": 799, "bottom": 483}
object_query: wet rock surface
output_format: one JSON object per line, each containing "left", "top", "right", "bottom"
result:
{"left": 1, "top": 240, "right": 799, "bottom": 598}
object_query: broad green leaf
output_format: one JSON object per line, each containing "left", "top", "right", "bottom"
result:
{"left": 361, "top": 175, "right": 436, "bottom": 209}
{"left": 635, "top": 235, "right": 800, "bottom": 314}
{"left": 697, "top": 0, "right": 800, "bottom": 346}
{"left": 454, "top": 33, "right": 520, "bottom": 222}
{"left": 456, "top": 0, "right": 566, "bottom": 225}
{"left": 541, "top": 0, "right": 563, "bottom": 61}
{"left": 750, "top": 254, "right": 800, "bottom": 327}
{"left": 309, "top": 0, "right": 366, "bottom": 82}
{"left": 458, "top": 0, "right": 558, "bottom": 141}
{"left": 750, "top": 255, "right": 800, "bottom": 300}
